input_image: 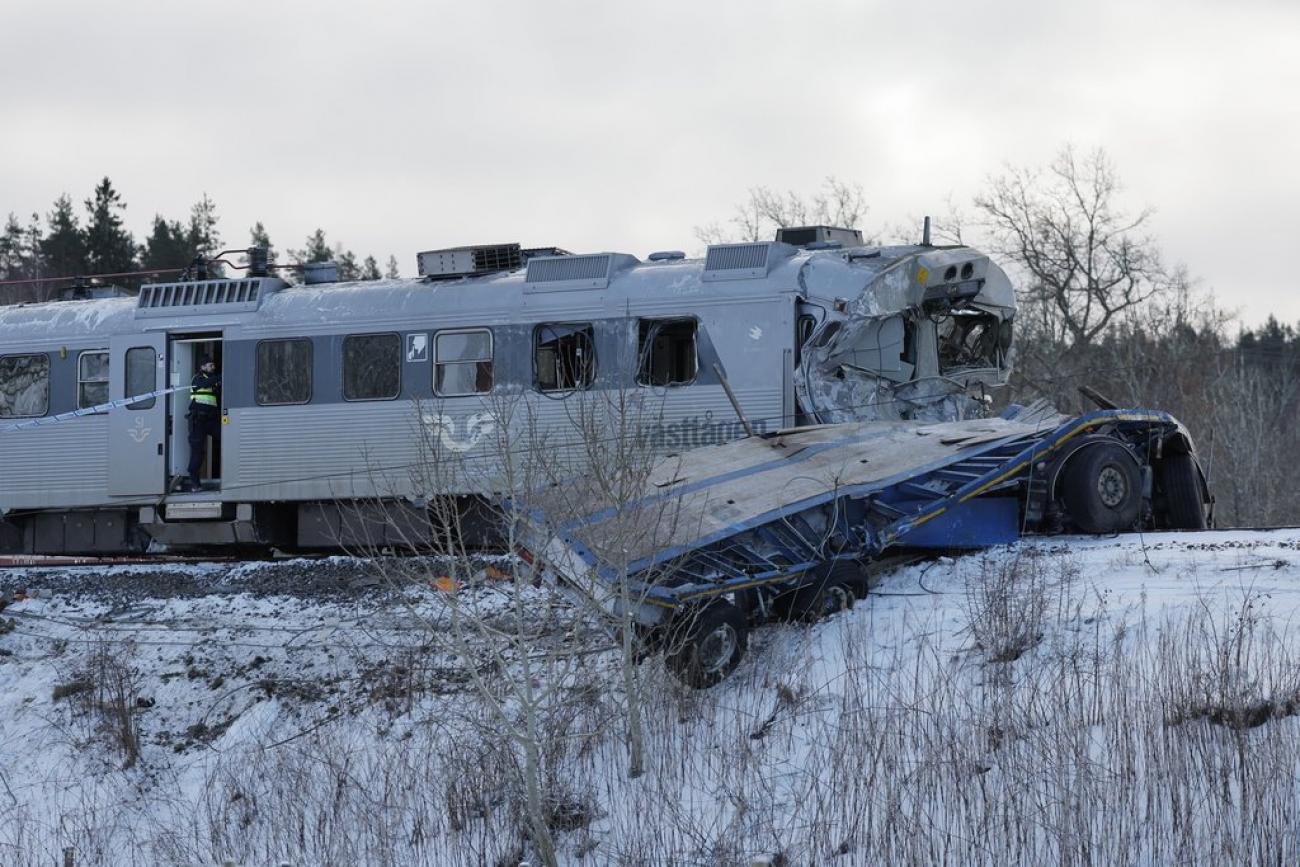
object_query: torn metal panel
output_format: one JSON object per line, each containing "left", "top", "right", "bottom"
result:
{"left": 794, "top": 243, "right": 1017, "bottom": 424}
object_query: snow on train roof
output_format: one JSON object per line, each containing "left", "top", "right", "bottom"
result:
{"left": 0, "top": 295, "right": 137, "bottom": 346}
{"left": 0, "top": 242, "right": 1012, "bottom": 343}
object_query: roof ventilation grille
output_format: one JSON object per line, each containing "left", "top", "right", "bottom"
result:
{"left": 134, "top": 278, "right": 278, "bottom": 317}
{"left": 524, "top": 253, "right": 628, "bottom": 292}
{"left": 702, "top": 242, "right": 795, "bottom": 282}
{"left": 418, "top": 243, "right": 523, "bottom": 281}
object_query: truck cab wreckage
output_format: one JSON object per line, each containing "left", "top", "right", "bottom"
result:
{"left": 513, "top": 227, "right": 1209, "bottom": 688}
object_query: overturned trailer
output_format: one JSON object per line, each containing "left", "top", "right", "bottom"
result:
{"left": 513, "top": 402, "right": 1210, "bottom": 687}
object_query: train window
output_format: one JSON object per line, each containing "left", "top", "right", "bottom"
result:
{"left": 637, "top": 319, "right": 697, "bottom": 386}
{"left": 434, "top": 329, "right": 493, "bottom": 396}
{"left": 125, "top": 347, "right": 157, "bottom": 410}
{"left": 343, "top": 333, "right": 401, "bottom": 401}
{"left": 77, "top": 351, "right": 110, "bottom": 410}
{"left": 0, "top": 353, "right": 49, "bottom": 418}
{"left": 535, "top": 323, "right": 595, "bottom": 392}
{"left": 256, "top": 339, "right": 313, "bottom": 405}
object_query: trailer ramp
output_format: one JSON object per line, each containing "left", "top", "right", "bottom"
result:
{"left": 513, "top": 407, "right": 1200, "bottom": 685}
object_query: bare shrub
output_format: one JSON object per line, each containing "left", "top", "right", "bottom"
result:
{"left": 62, "top": 640, "right": 142, "bottom": 769}
{"left": 963, "top": 550, "right": 1076, "bottom": 662}
{"left": 1159, "top": 589, "right": 1300, "bottom": 729}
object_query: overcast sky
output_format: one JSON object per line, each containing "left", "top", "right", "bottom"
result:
{"left": 2, "top": 0, "right": 1297, "bottom": 326}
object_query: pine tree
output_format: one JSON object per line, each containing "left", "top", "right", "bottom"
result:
{"left": 246, "top": 221, "right": 278, "bottom": 275}
{"left": 22, "top": 213, "right": 43, "bottom": 279}
{"left": 0, "top": 214, "right": 26, "bottom": 279}
{"left": 296, "top": 229, "right": 331, "bottom": 263}
{"left": 336, "top": 246, "right": 359, "bottom": 281}
{"left": 385, "top": 254, "right": 400, "bottom": 279}
{"left": 187, "top": 193, "right": 221, "bottom": 255}
{"left": 0, "top": 212, "right": 43, "bottom": 281}
{"left": 83, "top": 177, "right": 136, "bottom": 274}
{"left": 361, "top": 255, "right": 381, "bottom": 280}
{"left": 140, "top": 215, "right": 192, "bottom": 273}
{"left": 249, "top": 221, "right": 276, "bottom": 260}
{"left": 40, "top": 194, "right": 87, "bottom": 278}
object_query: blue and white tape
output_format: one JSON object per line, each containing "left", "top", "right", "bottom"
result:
{"left": 0, "top": 384, "right": 196, "bottom": 433}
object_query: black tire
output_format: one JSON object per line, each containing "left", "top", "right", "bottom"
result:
{"left": 773, "top": 559, "right": 865, "bottom": 622}
{"left": 664, "top": 600, "right": 748, "bottom": 688}
{"left": 788, "top": 577, "right": 856, "bottom": 622}
{"left": 1159, "top": 452, "right": 1208, "bottom": 530}
{"left": 1061, "top": 443, "right": 1142, "bottom": 533}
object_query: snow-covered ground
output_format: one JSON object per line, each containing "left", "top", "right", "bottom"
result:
{"left": 3, "top": 531, "right": 1300, "bottom": 865}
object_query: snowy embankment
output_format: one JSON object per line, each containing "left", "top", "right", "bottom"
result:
{"left": 2, "top": 532, "right": 1300, "bottom": 865}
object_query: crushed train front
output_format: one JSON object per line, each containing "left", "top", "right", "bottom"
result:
{"left": 795, "top": 243, "right": 1016, "bottom": 423}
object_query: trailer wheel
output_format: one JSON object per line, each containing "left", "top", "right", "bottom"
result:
{"left": 789, "top": 577, "right": 857, "bottom": 622}
{"left": 1062, "top": 443, "right": 1141, "bottom": 533}
{"left": 665, "top": 600, "right": 748, "bottom": 688}
{"left": 1159, "top": 453, "right": 1208, "bottom": 530}
{"left": 774, "top": 560, "right": 865, "bottom": 622}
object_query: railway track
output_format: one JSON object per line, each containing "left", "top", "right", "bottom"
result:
{"left": 3, "top": 525, "right": 1297, "bottom": 573}
{"left": 0, "top": 553, "right": 247, "bottom": 568}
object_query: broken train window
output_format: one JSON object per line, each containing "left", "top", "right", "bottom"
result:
{"left": 343, "top": 333, "right": 401, "bottom": 401}
{"left": 77, "top": 350, "right": 109, "bottom": 410}
{"left": 936, "top": 312, "right": 1003, "bottom": 371}
{"left": 535, "top": 323, "right": 596, "bottom": 392}
{"left": 637, "top": 318, "right": 697, "bottom": 386}
{"left": 0, "top": 353, "right": 50, "bottom": 418}
{"left": 256, "top": 338, "right": 313, "bottom": 405}
{"left": 435, "top": 329, "right": 493, "bottom": 396}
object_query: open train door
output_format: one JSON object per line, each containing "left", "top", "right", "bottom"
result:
{"left": 107, "top": 333, "right": 168, "bottom": 496}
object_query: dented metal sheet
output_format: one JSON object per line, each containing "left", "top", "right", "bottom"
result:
{"left": 794, "top": 243, "right": 1016, "bottom": 425}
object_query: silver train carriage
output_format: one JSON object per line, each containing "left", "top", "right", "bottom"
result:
{"left": 0, "top": 226, "right": 1015, "bottom": 554}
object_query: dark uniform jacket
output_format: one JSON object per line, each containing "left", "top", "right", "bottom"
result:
{"left": 189, "top": 371, "right": 221, "bottom": 414}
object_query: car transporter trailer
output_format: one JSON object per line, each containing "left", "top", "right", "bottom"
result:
{"left": 513, "top": 404, "right": 1210, "bottom": 687}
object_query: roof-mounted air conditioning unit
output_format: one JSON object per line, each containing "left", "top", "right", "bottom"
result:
{"left": 417, "top": 243, "right": 523, "bottom": 280}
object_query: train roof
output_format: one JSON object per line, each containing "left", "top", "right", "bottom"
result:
{"left": 0, "top": 241, "right": 1015, "bottom": 345}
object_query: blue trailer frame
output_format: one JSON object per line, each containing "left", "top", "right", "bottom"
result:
{"left": 514, "top": 407, "right": 1208, "bottom": 685}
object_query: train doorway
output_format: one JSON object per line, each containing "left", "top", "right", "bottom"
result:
{"left": 168, "top": 334, "right": 224, "bottom": 492}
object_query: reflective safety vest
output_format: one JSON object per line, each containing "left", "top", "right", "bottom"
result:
{"left": 191, "top": 373, "right": 220, "bottom": 408}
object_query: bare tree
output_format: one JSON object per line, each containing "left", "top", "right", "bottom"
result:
{"left": 523, "top": 389, "right": 698, "bottom": 779}
{"left": 695, "top": 176, "right": 870, "bottom": 246}
{"left": 976, "top": 146, "right": 1173, "bottom": 353}
{"left": 342, "top": 387, "right": 696, "bottom": 862}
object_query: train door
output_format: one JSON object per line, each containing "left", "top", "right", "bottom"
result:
{"left": 107, "top": 333, "right": 168, "bottom": 496}
{"left": 168, "top": 335, "right": 223, "bottom": 490}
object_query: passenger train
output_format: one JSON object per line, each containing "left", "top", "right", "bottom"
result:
{"left": 0, "top": 226, "right": 1016, "bottom": 554}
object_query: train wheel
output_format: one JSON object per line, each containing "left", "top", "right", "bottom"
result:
{"left": 665, "top": 600, "right": 748, "bottom": 688}
{"left": 1062, "top": 443, "right": 1142, "bottom": 533}
{"left": 1159, "top": 453, "right": 1208, "bottom": 530}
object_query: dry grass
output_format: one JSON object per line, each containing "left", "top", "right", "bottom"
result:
{"left": 9, "top": 553, "right": 1300, "bottom": 866}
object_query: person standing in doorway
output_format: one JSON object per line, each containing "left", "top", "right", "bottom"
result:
{"left": 185, "top": 359, "right": 221, "bottom": 491}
